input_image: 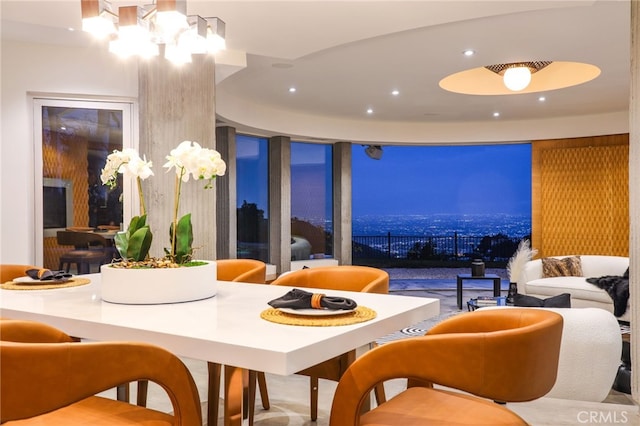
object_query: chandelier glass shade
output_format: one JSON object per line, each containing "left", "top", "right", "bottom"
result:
{"left": 80, "top": 0, "right": 226, "bottom": 65}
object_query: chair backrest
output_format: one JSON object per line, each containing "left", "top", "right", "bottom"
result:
{"left": 217, "top": 259, "right": 266, "bottom": 283}
{"left": 57, "top": 231, "right": 107, "bottom": 249}
{"left": 271, "top": 265, "right": 389, "bottom": 294}
{"left": 0, "top": 320, "right": 202, "bottom": 425}
{"left": 329, "top": 309, "right": 563, "bottom": 425}
{"left": 0, "top": 264, "right": 39, "bottom": 282}
{"left": 425, "top": 308, "right": 564, "bottom": 402}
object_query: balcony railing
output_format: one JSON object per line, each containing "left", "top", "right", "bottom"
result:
{"left": 352, "top": 232, "right": 521, "bottom": 264}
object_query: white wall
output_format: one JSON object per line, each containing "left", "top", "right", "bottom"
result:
{"left": 0, "top": 39, "right": 137, "bottom": 264}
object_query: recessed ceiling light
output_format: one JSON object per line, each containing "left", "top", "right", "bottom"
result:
{"left": 493, "top": 112, "right": 500, "bottom": 118}
{"left": 289, "top": 87, "right": 296, "bottom": 93}
{"left": 367, "top": 108, "right": 374, "bottom": 114}
{"left": 463, "top": 49, "right": 475, "bottom": 57}
{"left": 538, "top": 96, "right": 546, "bottom": 102}
{"left": 68, "top": 27, "right": 75, "bottom": 32}
{"left": 391, "top": 90, "right": 400, "bottom": 96}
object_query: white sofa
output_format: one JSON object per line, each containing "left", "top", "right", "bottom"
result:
{"left": 517, "top": 255, "right": 629, "bottom": 322}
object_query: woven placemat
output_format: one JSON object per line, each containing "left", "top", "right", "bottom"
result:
{"left": 260, "top": 306, "right": 376, "bottom": 326}
{"left": 1, "top": 277, "right": 91, "bottom": 290}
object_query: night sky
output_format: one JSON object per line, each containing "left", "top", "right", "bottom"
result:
{"left": 352, "top": 143, "right": 532, "bottom": 216}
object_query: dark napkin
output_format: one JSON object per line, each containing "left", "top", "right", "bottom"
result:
{"left": 26, "top": 268, "right": 73, "bottom": 281}
{"left": 268, "top": 288, "right": 357, "bottom": 310}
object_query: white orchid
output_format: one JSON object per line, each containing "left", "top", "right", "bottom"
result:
{"left": 163, "top": 141, "right": 226, "bottom": 188}
{"left": 102, "top": 141, "right": 226, "bottom": 264}
{"left": 101, "top": 148, "right": 154, "bottom": 189}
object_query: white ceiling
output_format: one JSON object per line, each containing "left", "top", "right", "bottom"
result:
{"left": 1, "top": 1, "right": 632, "bottom": 144}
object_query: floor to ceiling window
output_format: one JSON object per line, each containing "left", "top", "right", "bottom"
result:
{"left": 351, "top": 143, "right": 532, "bottom": 263}
{"left": 236, "top": 134, "right": 270, "bottom": 261}
{"left": 291, "top": 142, "right": 334, "bottom": 259}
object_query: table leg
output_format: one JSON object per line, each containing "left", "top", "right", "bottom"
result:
{"left": 456, "top": 276, "right": 463, "bottom": 309}
{"left": 224, "top": 365, "right": 246, "bottom": 426}
{"left": 493, "top": 278, "right": 501, "bottom": 297}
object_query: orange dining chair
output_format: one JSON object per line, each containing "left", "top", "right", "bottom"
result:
{"left": 207, "top": 258, "right": 269, "bottom": 426}
{"left": 270, "top": 265, "right": 389, "bottom": 421}
{"left": 0, "top": 319, "right": 202, "bottom": 426}
{"left": 0, "top": 264, "right": 39, "bottom": 283}
{"left": 329, "top": 308, "right": 564, "bottom": 426}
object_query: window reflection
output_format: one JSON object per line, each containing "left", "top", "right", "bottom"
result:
{"left": 41, "top": 106, "right": 123, "bottom": 269}
{"left": 236, "top": 134, "right": 269, "bottom": 262}
{"left": 291, "top": 142, "right": 333, "bottom": 259}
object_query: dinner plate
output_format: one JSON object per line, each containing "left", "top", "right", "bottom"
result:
{"left": 13, "top": 276, "right": 72, "bottom": 285}
{"left": 277, "top": 307, "right": 355, "bottom": 316}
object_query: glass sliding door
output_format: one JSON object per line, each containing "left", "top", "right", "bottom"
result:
{"left": 33, "top": 98, "right": 134, "bottom": 268}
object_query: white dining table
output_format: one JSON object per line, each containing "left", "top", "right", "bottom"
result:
{"left": 0, "top": 274, "right": 439, "bottom": 425}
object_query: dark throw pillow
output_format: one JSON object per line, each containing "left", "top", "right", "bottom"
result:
{"left": 542, "top": 256, "right": 583, "bottom": 278}
{"left": 513, "top": 293, "right": 572, "bottom": 308}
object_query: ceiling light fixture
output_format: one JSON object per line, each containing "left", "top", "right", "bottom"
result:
{"left": 364, "top": 145, "right": 383, "bottom": 160}
{"left": 81, "top": 0, "right": 226, "bottom": 64}
{"left": 485, "top": 61, "right": 552, "bottom": 92}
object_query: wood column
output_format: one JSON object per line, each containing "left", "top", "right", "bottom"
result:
{"left": 333, "top": 142, "right": 352, "bottom": 265}
{"left": 629, "top": 0, "right": 639, "bottom": 403}
{"left": 138, "top": 54, "right": 217, "bottom": 261}
{"left": 269, "top": 136, "right": 291, "bottom": 274}
{"left": 216, "top": 126, "right": 237, "bottom": 259}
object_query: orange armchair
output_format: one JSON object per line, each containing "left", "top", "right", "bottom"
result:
{"left": 0, "top": 264, "right": 39, "bottom": 283}
{"left": 216, "top": 258, "right": 266, "bottom": 284}
{"left": 329, "top": 308, "right": 564, "bottom": 425}
{"left": 0, "top": 320, "right": 202, "bottom": 426}
{"left": 271, "top": 265, "right": 389, "bottom": 421}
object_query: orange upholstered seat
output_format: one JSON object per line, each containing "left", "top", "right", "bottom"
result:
{"left": 329, "top": 308, "right": 564, "bottom": 425}
{"left": 0, "top": 320, "right": 202, "bottom": 426}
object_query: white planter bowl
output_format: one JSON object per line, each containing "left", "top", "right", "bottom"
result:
{"left": 100, "top": 260, "right": 217, "bottom": 304}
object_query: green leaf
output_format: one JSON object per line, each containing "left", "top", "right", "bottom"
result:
{"left": 128, "top": 215, "right": 147, "bottom": 234}
{"left": 113, "top": 231, "right": 129, "bottom": 259}
{"left": 174, "top": 213, "right": 193, "bottom": 264}
{"left": 127, "top": 226, "right": 153, "bottom": 261}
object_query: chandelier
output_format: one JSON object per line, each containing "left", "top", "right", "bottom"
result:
{"left": 485, "top": 61, "right": 552, "bottom": 92}
{"left": 81, "top": 0, "right": 226, "bottom": 65}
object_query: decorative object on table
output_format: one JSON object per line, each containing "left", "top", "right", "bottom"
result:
{"left": 506, "top": 238, "right": 538, "bottom": 304}
{"left": 99, "top": 141, "right": 226, "bottom": 304}
{"left": 476, "top": 296, "right": 507, "bottom": 306}
{"left": 1, "top": 277, "right": 91, "bottom": 290}
{"left": 260, "top": 306, "right": 376, "bottom": 326}
{"left": 470, "top": 258, "right": 485, "bottom": 277}
{"left": 268, "top": 288, "right": 357, "bottom": 310}
{"left": 26, "top": 268, "right": 72, "bottom": 281}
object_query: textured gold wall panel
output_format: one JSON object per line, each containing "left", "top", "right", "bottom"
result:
{"left": 532, "top": 135, "right": 629, "bottom": 257}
